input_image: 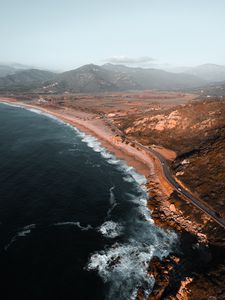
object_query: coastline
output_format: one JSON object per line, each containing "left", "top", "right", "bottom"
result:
{"left": 0, "top": 99, "right": 158, "bottom": 184}
{"left": 0, "top": 98, "right": 208, "bottom": 299}
{"left": 1, "top": 99, "right": 211, "bottom": 234}
{"left": 0, "top": 99, "right": 205, "bottom": 234}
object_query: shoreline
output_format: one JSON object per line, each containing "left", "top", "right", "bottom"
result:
{"left": 0, "top": 98, "right": 213, "bottom": 299}
{"left": 0, "top": 99, "right": 204, "bottom": 233}
{"left": 0, "top": 98, "right": 208, "bottom": 236}
{"left": 0, "top": 99, "right": 158, "bottom": 184}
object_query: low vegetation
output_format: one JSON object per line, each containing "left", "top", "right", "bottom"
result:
{"left": 116, "top": 99, "right": 225, "bottom": 216}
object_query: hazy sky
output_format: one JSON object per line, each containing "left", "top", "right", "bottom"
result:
{"left": 1, "top": 0, "right": 225, "bottom": 70}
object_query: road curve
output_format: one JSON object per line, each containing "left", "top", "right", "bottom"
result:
{"left": 140, "top": 144, "right": 225, "bottom": 229}
{"left": 103, "top": 115, "right": 225, "bottom": 230}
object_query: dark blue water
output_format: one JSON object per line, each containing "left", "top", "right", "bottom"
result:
{"left": 0, "top": 103, "right": 177, "bottom": 300}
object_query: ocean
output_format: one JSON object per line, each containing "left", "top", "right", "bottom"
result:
{"left": 0, "top": 103, "right": 177, "bottom": 300}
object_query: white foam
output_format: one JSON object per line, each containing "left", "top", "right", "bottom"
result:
{"left": 101, "top": 152, "right": 113, "bottom": 159}
{"left": 68, "top": 124, "right": 148, "bottom": 189}
{"left": 27, "top": 108, "right": 43, "bottom": 114}
{"left": 81, "top": 135, "right": 103, "bottom": 153}
{"left": 17, "top": 224, "right": 36, "bottom": 236}
{"left": 4, "top": 224, "right": 36, "bottom": 251}
{"left": 80, "top": 135, "right": 147, "bottom": 187}
{"left": 106, "top": 187, "right": 117, "bottom": 219}
{"left": 107, "top": 158, "right": 121, "bottom": 165}
{"left": 87, "top": 241, "right": 155, "bottom": 299}
{"left": 2, "top": 102, "right": 148, "bottom": 189}
{"left": 0, "top": 102, "right": 23, "bottom": 109}
{"left": 88, "top": 187, "right": 178, "bottom": 299}
{"left": 122, "top": 175, "right": 134, "bottom": 183}
{"left": 0, "top": 102, "right": 66, "bottom": 125}
{"left": 138, "top": 198, "right": 154, "bottom": 223}
{"left": 54, "top": 221, "right": 93, "bottom": 231}
{"left": 88, "top": 227, "right": 177, "bottom": 300}
{"left": 109, "top": 187, "right": 115, "bottom": 204}
{"left": 98, "top": 221, "right": 123, "bottom": 239}
{"left": 2, "top": 101, "right": 177, "bottom": 299}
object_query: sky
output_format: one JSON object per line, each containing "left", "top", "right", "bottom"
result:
{"left": 0, "top": 0, "right": 225, "bottom": 70}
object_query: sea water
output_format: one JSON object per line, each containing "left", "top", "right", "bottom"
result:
{"left": 0, "top": 103, "right": 177, "bottom": 300}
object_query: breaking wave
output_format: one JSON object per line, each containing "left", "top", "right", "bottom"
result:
{"left": 87, "top": 226, "right": 177, "bottom": 300}
{"left": 76, "top": 133, "right": 147, "bottom": 187}
{"left": 87, "top": 184, "right": 177, "bottom": 299}
{"left": 98, "top": 221, "right": 123, "bottom": 239}
{"left": 87, "top": 242, "right": 155, "bottom": 300}
{"left": 78, "top": 136, "right": 178, "bottom": 299}
{"left": 0, "top": 103, "right": 145, "bottom": 188}
{"left": 0, "top": 102, "right": 65, "bottom": 124}
{"left": 2, "top": 102, "right": 178, "bottom": 299}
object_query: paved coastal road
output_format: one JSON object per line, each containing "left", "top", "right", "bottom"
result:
{"left": 138, "top": 143, "right": 225, "bottom": 229}
{"left": 103, "top": 115, "right": 225, "bottom": 229}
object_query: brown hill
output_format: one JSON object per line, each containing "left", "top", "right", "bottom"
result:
{"left": 116, "top": 99, "right": 225, "bottom": 216}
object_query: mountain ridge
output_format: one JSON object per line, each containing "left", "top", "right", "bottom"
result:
{"left": 0, "top": 69, "right": 56, "bottom": 92}
{"left": 52, "top": 63, "right": 206, "bottom": 93}
{"left": 0, "top": 63, "right": 214, "bottom": 93}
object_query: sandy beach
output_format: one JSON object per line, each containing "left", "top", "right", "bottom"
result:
{"left": 1, "top": 98, "right": 210, "bottom": 233}
{"left": 0, "top": 98, "right": 214, "bottom": 299}
{"left": 0, "top": 98, "right": 159, "bottom": 183}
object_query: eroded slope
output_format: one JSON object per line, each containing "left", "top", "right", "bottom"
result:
{"left": 115, "top": 99, "right": 225, "bottom": 216}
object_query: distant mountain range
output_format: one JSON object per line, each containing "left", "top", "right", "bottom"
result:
{"left": 167, "top": 63, "right": 225, "bottom": 82}
{"left": 0, "top": 69, "right": 56, "bottom": 92}
{"left": 184, "top": 64, "right": 225, "bottom": 82}
{"left": 0, "top": 63, "right": 225, "bottom": 93}
{"left": 0, "top": 63, "right": 33, "bottom": 78}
